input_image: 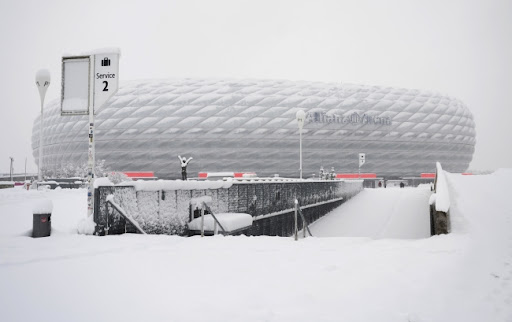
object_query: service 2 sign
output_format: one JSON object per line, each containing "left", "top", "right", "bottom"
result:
{"left": 94, "top": 53, "right": 119, "bottom": 112}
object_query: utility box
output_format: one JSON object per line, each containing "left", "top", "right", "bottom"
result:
{"left": 32, "top": 199, "right": 53, "bottom": 238}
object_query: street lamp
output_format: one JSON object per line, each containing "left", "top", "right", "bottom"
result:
{"left": 35, "top": 69, "right": 51, "bottom": 182}
{"left": 296, "top": 109, "right": 306, "bottom": 179}
{"left": 9, "top": 157, "right": 14, "bottom": 181}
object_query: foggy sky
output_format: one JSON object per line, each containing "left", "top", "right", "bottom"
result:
{"left": 1, "top": 0, "right": 511, "bottom": 174}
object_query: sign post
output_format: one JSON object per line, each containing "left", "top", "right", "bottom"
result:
{"left": 61, "top": 49, "right": 120, "bottom": 218}
{"left": 358, "top": 153, "right": 365, "bottom": 178}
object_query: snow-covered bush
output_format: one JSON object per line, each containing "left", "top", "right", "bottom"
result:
{"left": 107, "top": 172, "right": 131, "bottom": 184}
{"left": 43, "top": 159, "right": 110, "bottom": 179}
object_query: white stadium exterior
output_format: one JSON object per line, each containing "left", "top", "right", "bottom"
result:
{"left": 32, "top": 78, "right": 476, "bottom": 179}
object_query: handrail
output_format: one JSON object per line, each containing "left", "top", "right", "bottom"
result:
{"left": 294, "top": 199, "right": 313, "bottom": 240}
{"left": 190, "top": 200, "right": 228, "bottom": 237}
{"left": 201, "top": 202, "right": 227, "bottom": 234}
{"left": 106, "top": 196, "right": 147, "bottom": 235}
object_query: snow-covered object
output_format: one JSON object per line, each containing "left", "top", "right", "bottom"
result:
{"left": 434, "top": 162, "right": 450, "bottom": 212}
{"left": 64, "top": 47, "right": 122, "bottom": 57}
{"left": 190, "top": 196, "right": 213, "bottom": 208}
{"left": 32, "top": 199, "right": 53, "bottom": 214}
{"left": 126, "top": 179, "right": 233, "bottom": 191}
{"left": 77, "top": 216, "right": 96, "bottom": 235}
{"left": 106, "top": 194, "right": 146, "bottom": 234}
{"left": 187, "top": 213, "right": 253, "bottom": 232}
{"left": 429, "top": 193, "right": 436, "bottom": 205}
{"left": 94, "top": 177, "right": 114, "bottom": 188}
{"left": 32, "top": 79, "right": 475, "bottom": 178}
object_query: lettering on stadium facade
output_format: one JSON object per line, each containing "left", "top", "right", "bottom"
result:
{"left": 306, "top": 111, "right": 392, "bottom": 126}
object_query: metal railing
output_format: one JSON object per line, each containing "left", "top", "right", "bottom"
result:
{"left": 106, "top": 196, "right": 146, "bottom": 235}
{"left": 191, "top": 201, "right": 227, "bottom": 237}
{"left": 294, "top": 199, "right": 313, "bottom": 240}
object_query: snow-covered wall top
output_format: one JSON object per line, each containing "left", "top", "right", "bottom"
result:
{"left": 434, "top": 162, "right": 450, "bottom": 212}
{"left": 32, "top": 78, "right": 476, "bottom": 178}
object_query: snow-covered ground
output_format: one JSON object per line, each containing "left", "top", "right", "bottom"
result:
{"left": 310, "top": 186, "right": 432, "bottom": 239}
{"left": 1, "top": 171, "right": 511, "bottom": 322}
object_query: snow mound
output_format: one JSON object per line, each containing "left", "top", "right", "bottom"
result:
{"left": 77, "top": 216, "right": 96, "bottom": 235}
{"left": 32, "top": 199, "right": 53, "bottom": 214}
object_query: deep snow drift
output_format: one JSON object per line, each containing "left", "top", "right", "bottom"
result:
{"left": 1, "top": 171, "right": 511, "bottom": 322}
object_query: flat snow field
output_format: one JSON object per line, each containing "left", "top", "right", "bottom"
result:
{"left": 1, "top": 171, "right": 512, "bottom": 322}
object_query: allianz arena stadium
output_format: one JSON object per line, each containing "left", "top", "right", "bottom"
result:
{"left": 32, "top": 78, "right": 476, "bottom": 179}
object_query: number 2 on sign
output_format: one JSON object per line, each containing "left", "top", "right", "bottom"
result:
{"left": 103, "top": 81, "right": 108, "bottom": 91}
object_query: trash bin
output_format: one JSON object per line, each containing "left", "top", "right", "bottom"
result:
{"left": 33, "top": 213, "right": 51, "bottom": 237}
{"left": 32, "top": 199, "right": 53, "bottom": 238}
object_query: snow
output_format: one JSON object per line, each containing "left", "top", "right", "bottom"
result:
{"left": 31, "top": 198, "right": 53, "bottom": 214}
{"left": 310, "top": 186, "right": 432, "bottom": 239}
{"left": 35, "top": 68, "right": 51, "bottom": 79}
{"left": 65, "top": 47, "right": 122, "bottom": 57}
{"left": 77, "top": 215, "right": 96, "bottom": 235}
{"left": 189, "top": 195, "right": 213, "bottom": 208}
{"left": 434, "top": 161, "right": 450, "bottom": 212}
{"left": 93, "top": 177, "right": 114, "bottom": 188}
{"left": 187, "top": 213, "right": 253, "bottom": 232}
{"left": 1, "top": 170, "right": 512, "bottom": 321}
{"left": 127, "top": 179, "right": 233, "bottom": 191}
{"left": 429, "top": 192, "right": 436, "bottom": 205}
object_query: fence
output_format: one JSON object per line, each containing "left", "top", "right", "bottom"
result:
{"left": 94, "top": 179, "right": 363, "bottom": 236}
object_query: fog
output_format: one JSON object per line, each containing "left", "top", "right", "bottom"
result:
{"left": 1, "top": 0, "right": 511, "bottom": 174}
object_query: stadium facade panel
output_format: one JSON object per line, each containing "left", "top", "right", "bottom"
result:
{"left": 32, "top": 78, "right": 476, "bottom": 178}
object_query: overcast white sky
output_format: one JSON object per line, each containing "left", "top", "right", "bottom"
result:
{"left": 0, "top": 0, "right": 511, "bottom": 174}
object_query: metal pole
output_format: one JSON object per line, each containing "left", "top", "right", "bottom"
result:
{"left": 299, "top": 129, "right": 302, "bottom": 179}
{"left": 303, "top": 209, "right": 306, "bottom": 238}
{"left": 201, "top": 208, "right": 205, "bottom": 237}
{"left": 9, "top": 157, "right": 13, "bottom": 181}
{"left": 87, "top": 56, "right": 95, "bottom": 218}
{"left": 294, "top": 200, "right": 298, "bottom": 241}
{"left": 38, "top": 100, "right": 43, "bottom": 182}
{"left": 24, "top": 157, "right": 27, "bottom": 182}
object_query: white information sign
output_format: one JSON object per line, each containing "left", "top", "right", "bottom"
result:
{"left": 59, "top": 49, "right": 121, "bottom": 219}
{"left": 93, "top": 53, "right": 119, "bottom": 113}
{"left": 359, "top": 153, "right": 366, "bottom": 167}
{"left": 61, "top": 56, "right": 90, "bottom": 115}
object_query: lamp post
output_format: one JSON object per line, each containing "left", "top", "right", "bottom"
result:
{"left": 35, "top": 69, "right": 51, "bottom": 182}
{"left": 296, "top": 110, "right": 306, "bottom": 179}
{"left": 9, "top": 157, "right": 14, "bottom": 181}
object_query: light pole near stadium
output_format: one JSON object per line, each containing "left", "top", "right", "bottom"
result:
{"left": 9, "top": 157, "right": 14, "bottom": 181}
{"left": 296, "top": 110, "right": 306, "bottom": 179}
{"left": 35, "top": 69, "right": 51, "bottom": 182}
